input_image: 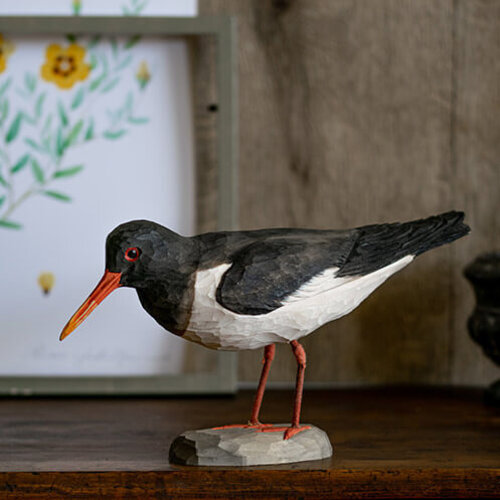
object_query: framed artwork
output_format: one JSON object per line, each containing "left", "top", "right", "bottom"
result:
{"left": 0, "top": 15, "right": 238, "bottom": 394}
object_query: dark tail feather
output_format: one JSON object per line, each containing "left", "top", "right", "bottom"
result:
{"left": 403, "top": 211, "right": 470, "bottom": 257}
{"left": 337, "top": 211, "right": 470, "bottom": 277}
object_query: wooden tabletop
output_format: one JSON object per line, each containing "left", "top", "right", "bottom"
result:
{"left": 0, "top": 388, "right": 498, "bottom": 498}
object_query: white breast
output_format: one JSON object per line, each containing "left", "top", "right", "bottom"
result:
{"left": 184, "top": 255, "right": 413, "bottom": 351}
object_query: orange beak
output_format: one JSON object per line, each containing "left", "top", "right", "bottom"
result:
{"left": 59, "top": 270, "right": 122, "bottom": 341}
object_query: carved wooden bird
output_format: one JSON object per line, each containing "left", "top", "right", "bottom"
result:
{"left": 60, "top": 211, "right": 469, "bottom": 439}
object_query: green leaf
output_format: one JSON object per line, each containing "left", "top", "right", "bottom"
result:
{"left": 114, "top": 54, "right": 132, "bottom": 71}
{"left": 63, "top": 119, "right": 83, "bottom": 148}
{"left": 42, "top": 135, "right": 52, "bottom": 154}
{"left": 101, "top": 77, "right": 120, "bottom": 93}
{"left": 125, "top": 34, "right": 141, "bottom": 49}
{"left": 24, "top": 73, "right": 36, "bottom": 93}
{"left": 43, "top": 190, "right": 71, "bottom": 202}
{"left": 84, "top": 119, "right": 94, "bottom": 141}
{"left": 25, "top": 137, "right": 47, "bottom": 154}
{"left": 54, "top": 165, "right": 83, "bottom": 179}
{"left": 49, "top": 135, "right": 57, "bottom": 159}
{"left": 88, "top": 53, "right": 109, "bottom": 89}
{"left": 103, "top": 130, "right": 126, "bottom": 140}
{"left": 0, "top": 99, "right": 9, "bottom": 126}
{"left": 0, "top": 173, "right": 8, "bottom": 187}
{"left": 10, "top": 154, "right": 30, "bottom": 174}
{"left": 56, "top": 127, "right": 65, "bottom": 157}
{"left": 0, "top": 219, "right": 22, "bottom": 229}
{"left": 66, "top": 34, "right": 77, "bottom": 43}
{"left": 89, "top": 72, "right": 107, "bottom": 92}
{"left": 128, "top": 116, "right": 149, "bottom": 125}
{"left": 35, "top": 92, "right": 46, "bottom": 119}
{"left": 42, "top": 114, "right": 52, "bottom": 136}
{"left": 71, "top": 87, "right": 85, "bottom": 109}
{"left": 30, "top": 157, "right": 44, "bottom": 183}
{"left": 57, "top": 100, "right": 68, "bottom": 127}
{"left": 89, "top": 52, "right": 98, "bottom": 70}
{"left": 5, "top": 112, "right": 23, "bottom": 143}
{"left": 0, "top": 78, "right": 12, "bottom": 99}
{"left": 0, "top": 196, "right": 4, "bottom": 208}
{"left": 110, "top": 38, "right": 118, "bottom": 58}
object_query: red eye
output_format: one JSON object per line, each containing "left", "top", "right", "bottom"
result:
{"left": 124, "top": 247, "right": 140, "bottom": 262}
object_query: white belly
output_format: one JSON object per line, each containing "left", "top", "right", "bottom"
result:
{"left": 184, "top": 256, "right": 413, "bottom": 351}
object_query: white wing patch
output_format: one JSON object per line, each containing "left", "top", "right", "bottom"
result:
{"left": 284, "top": 255, "right": 414, "bottom": 306}
{"left": 185, "top": 255, "right": 415, "bottom": 351}
{"left": 282, "top": 267, "right": 355, "bottom": 305}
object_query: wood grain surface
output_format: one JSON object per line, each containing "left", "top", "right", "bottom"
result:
{"left": 0, "top": 389, "right": 498, "bottom": 498}
{"left": 195, "top": 0, "right": 500, "bottom": 386}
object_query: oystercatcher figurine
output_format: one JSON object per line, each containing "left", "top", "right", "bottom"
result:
{"left": 60, "top": 211, "right": 469, "bottom": 439}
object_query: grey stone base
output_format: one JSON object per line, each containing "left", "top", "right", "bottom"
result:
{"left": 169, "top": 424, "right": 333, "bottom": 466}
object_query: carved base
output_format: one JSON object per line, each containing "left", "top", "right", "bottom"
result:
{"left": 169, "top": 424, "right": 333, "bottom": 466}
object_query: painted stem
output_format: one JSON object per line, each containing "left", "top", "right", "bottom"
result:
{"left": 1, "top": 187, "right": 36, "bottom": 220}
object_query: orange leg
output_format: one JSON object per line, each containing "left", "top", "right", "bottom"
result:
{"left": 285, "top": 340, "right": 309, "bottom": 438}
{"left": 250, "top": 343, "right": 275, "bottom": 425}
{"left": 261, "top": 340, "right": 310, "bottom": 439}
{"left": 212, "top": 344, "right": 275, "bottom": 431}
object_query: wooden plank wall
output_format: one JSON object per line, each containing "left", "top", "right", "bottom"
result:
{"left": 196, "top": 0, "right": 500, "bottom": 386}
{"left": 451, "top": 0, "right": 500, "bottom": 385}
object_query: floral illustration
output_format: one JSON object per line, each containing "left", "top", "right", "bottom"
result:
{"left": 0, "top": 34, "right": 151, "bottom": 229}
{"left": 0, "top": 35, "right": 15, "bottom": 74}
{"left": 41, "top": 44, "right": 90, "bottom": 90}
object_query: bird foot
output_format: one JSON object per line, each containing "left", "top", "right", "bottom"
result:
{"left": 212, "top": 423, "right": 310, "bottom": 440}
{"left": 211, "top": 421, "right": 274, "bottom": 431}
{"left": 259, "top": 424, "right": 311, "bottom": 440}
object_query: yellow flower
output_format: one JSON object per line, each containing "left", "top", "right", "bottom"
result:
{"left": 40, "top": 44, "right": 90, "bottom": 90}
{"left": 0, "top": 34, "right": 15, "bottom": 74}
{"left": 38, "top": 272, "right": 55, "bottom": 295}
{"left": 136, "top": 61, "right": 151, "bottom": 89}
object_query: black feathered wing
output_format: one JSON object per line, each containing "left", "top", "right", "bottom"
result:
{"left": 215, "top": 211, "right": 469, "bottom": 316}
{"left": 216, "top": 233, "right": 357, "bottom": 315}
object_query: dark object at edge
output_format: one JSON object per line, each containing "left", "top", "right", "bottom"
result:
{"left": 464, "top": 252, "right": 500, "bottom": 407}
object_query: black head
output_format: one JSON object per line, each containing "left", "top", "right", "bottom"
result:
{"left": 60, "top": 219, "right": 195, "bottom": 340}
{"left": 105, "top": 220, "right": 186, "bottom": 288}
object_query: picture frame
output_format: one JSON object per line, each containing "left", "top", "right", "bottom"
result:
{"left": 0, "top": 15, "right": 238, "bottom": 395}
